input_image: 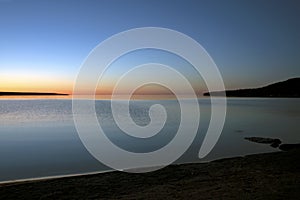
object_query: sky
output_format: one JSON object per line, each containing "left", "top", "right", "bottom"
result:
{"left": 0, "top": 0, "right": 299, "bottom": 95}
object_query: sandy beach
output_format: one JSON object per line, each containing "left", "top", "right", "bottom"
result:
{"left": 0, "top": 148, "right": 299, "bottom": 200}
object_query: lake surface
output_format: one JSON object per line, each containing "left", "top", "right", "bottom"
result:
{"left": 0, "top": 98, "right": 299, "bottom": 182}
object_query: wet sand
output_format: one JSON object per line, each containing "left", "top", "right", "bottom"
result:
{"left": 0, "top": 149, "right": 299, "bottom": 200}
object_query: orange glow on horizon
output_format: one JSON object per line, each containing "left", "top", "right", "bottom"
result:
{"left": 1, "top": 74, "right": 204, "bottom": 99}
{"left": 0, "top": 75, "right": 73, "bottom": 95}
{"left": 0, "top": 68, "right": 75, "bottom": 94}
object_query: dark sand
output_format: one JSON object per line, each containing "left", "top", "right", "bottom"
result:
{"left": 0, "top": 149, "right": 299, "bottom": 200}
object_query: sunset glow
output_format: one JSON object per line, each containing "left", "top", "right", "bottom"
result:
{"left": 0, "top": 1, "right": 299, "bottom": 98}
{"left": 0, "top": 72, "right": 72, "bottom": 94}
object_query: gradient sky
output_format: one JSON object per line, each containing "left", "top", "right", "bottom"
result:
{"left": 0, "top": 0, "right": 299, "bottom": 94}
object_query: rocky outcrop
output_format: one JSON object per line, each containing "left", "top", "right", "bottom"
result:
{"left": 245, "top": 137, "right": 282, "bottom": 148}
{"left": 279, "top": 144, "right": 300, "bottom": 151}
{"left": 245, "top": 137, "right": 300, "bottom": 151}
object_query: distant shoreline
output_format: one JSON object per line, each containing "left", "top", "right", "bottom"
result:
{"left": 204, "top": 77, "right": 300, "bottom": 97}
{"left": 0, "top": 92, "right": 69, "bottom": 96}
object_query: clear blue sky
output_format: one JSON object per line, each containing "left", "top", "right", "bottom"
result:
{"left": 0, "top": 0, "right": 299, "bottom": 93}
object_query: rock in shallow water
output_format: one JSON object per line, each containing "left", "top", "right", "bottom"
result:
{"left": 245, "top": 137, "right": 282, "bottom": 148}
{"left": 245, "top": 137, "right": 300, "bottom": 151}
{"left": 245, "top": 137, "right": 282, "bottom": 144}
{"left": 279, "top": 144, "right": 300, "bottom": 151}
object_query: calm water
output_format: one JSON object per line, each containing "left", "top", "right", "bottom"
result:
{"left": 0, "top": 98, "right": 299, "bottom": 182}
